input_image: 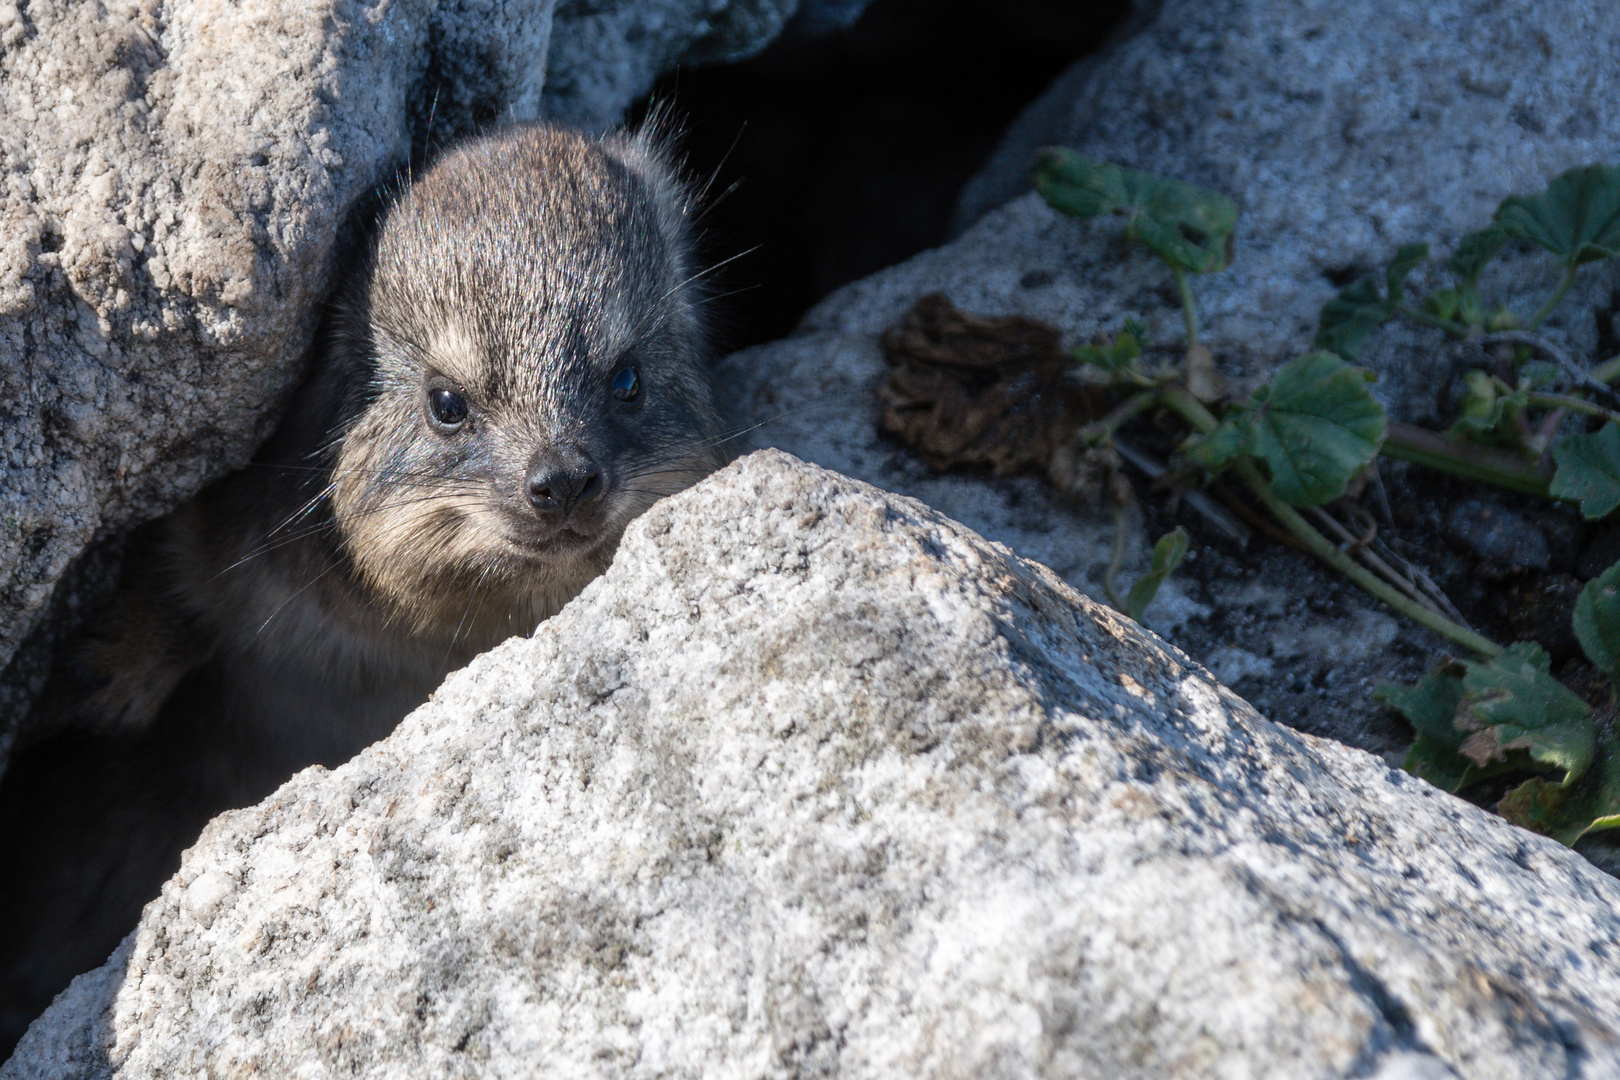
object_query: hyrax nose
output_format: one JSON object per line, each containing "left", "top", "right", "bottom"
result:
{"left": 526, "top": 450, "right": 603, "bottom": 517}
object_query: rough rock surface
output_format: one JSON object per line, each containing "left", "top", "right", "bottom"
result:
{"left": 715, "top": 0, "right": 1620, "bottom": 753}
{"left": 541, "top": 0, "right": 800, "bottom": 131}
{"left": 0, "top": 0, "right": 794, "bottom": 749}
{"left": 8, "top": 451, "right": 1620, "bottom": 1078}
{"left": 951, "top": 0, "right": 1620, "bottom": 393}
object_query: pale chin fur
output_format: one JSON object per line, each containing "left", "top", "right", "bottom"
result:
{"left": 330, "top": 443, "right": 719, "bottom": 644}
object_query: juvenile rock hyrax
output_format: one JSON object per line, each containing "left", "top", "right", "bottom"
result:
{"left": 0, "top": 121, "right": 724, "bottom": 1051}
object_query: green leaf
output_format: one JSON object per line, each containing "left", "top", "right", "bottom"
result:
{"left": 1455, "top": 642, "right": 1594, "bottom": 785}
{"left": 1494, "top": 164, "right": 1620, "bottom": 268}
{"left": 1550, "top": 422, "right": 1620, "bottom": 520}
{"left": 1314, "top": 243, "right": 1429, "bottom": 360}
{"left": 1315, "top": 279, "right": 1388, "bottom": 361}
{"left": 1126, "top": 527, "right": 1189, "bottom": 622}
{"left": 1574, "top": 561, "right": 1620, "bottom": 683}
{"left": 1518, "top": 361, "right": 1561, "bottom": 389}
{"left": 1455, "top": 288, "right": 1485, "bottom": 330}
{"left": 1035, "top": 149, "right": 1238, "bottom": 274}
{"left": 1385, "top": 242, "right": 1429, "bottom": 300}
{"left": 1424, "top": 287, "right": 1461, "bottom": 323}
{"left": 1187, "top": 352, "right": 1387, "bottom": 506}
{"left": 1072, "top": 329, "right": 1144, "bottom": 375}
{"left": 1185, "top": 417, "right": 1246, "bottom": 472}
{"left": 1379, "top": 665, "right": 1478, "bottom": 793}
{"left": 1387, "top": 641, "right": 1620, "bottom": 848}
{"left": 1447, "top": 225, "right": 1511, "bottom": 285}
{"left": 1498, "top": 739, "right": 1620, "bottom": 846}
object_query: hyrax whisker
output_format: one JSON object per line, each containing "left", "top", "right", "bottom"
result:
{"left": 659, "top": 244, "right": 761, "bottom": 305}
{"left": 0, "top": 119, "right": 728, "bottom": 1049}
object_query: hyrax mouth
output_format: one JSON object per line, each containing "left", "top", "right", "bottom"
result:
{"left": 505, "top": 524, "right": 608, "bottom": 556}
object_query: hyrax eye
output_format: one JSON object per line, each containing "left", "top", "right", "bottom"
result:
{"left": 427, "top": 387, "right": 469, "bottom": 430}
{"left": 611, "top": 365, "right": 641, "bottom": 403}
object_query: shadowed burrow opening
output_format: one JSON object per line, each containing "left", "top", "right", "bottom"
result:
{"left": 629, "top": 0, "right": 1138, "bottom": 351}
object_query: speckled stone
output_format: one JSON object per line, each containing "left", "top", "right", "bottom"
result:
{"left": 7, "top": 452, "right": 1619, "bottom": 1078}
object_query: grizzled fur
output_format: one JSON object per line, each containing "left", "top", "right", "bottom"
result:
{"left": 0, "top": 122, "right": 723, "bottom": 1053}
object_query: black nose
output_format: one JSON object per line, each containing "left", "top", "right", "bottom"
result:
{"left": 526, "top": 453, "right": 603, "bottom": 516}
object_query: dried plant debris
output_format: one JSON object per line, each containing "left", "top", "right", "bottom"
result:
{"left": 878, "top": 294, "right": 1103, "bottom": 475}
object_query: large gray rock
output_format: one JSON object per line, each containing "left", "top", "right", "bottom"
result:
{"left": 8, "top": 451, "right": 1620, "bottom": 1078}
{"left": 715, "top": 0, "right": 1620, "bottom": 753}
{"left": 946, "top": 0, "right": 1620, "bottom": 408}
{"left": 0, "top": 0, "right": 795, "bottom": 747}
{"left": 542, "top": 0, "right": 802, "bottom": 131}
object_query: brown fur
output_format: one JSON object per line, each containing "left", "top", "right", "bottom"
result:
{"left": 0, "top": 121, "right": 723, "bottom": 1054}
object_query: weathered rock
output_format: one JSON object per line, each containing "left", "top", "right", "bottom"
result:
{"left": 0, "top": 0, "right": 795, "bottom": 751}
{"left": 541, "top": 0, "right": 801, "bottom": 131}
{"left": 715, "top": 0, "right": 1620, "bottom": 752}
{"left": 7, "top": 450, "right": 1620, "bottom": 1078}
{"left": 953, "top": 0, "right": 1620, "bottom": 410}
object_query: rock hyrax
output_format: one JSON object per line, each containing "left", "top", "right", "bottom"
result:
{"left": 0, "top": 121, "right": 723, "bottom": 1051}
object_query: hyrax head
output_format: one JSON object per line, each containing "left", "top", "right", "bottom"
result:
{"left": 330, "top": 123, "right": 723, "bottom": 633}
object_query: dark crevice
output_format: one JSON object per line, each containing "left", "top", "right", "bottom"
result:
{"left": 629, "top": 0, "right": 1134, "bottom": 350}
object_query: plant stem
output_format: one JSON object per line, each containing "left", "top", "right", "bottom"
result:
{"left": 1080, "top": 391, "right": 1159, "bottom": 444}
{"left": 1170, "top": 264, "right": 1199, "bottom": 348}
{"left": 1592, "top": 353, "right": 1620, "bottom": 386}
{"left": 1158, "top": 385, "right": 1220, "bottom": 435}
{"left": 1103, "top": 498, "right": 1129, "bottom": 612}
{"left": 1526, "top": 265, "right": 1579, "bottom": 331}
{"left": 1525, "top": 392, "right": 1620, "bottom": 425}
{"left": 1396, "top": 305, "right": 1471, "bottom": 338}
{"left": 1479, "top": 331, "right": 1620, "bottom": 408}
{"left": 1232, "top": 460, "right": 1503, "bottom": 658}
{"left": 1379, "top": 423, "right": 1552, "bottom": 497}
{"left": 1158, "top": 388, "right": 1503, "bottom": 657}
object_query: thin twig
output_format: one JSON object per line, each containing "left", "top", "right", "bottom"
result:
{"left": 1480, "top": 330, "right": 1620, "bottom": 407}
{"left": 1372, "top": 534, "right": 1472, "bottom": 628}
{"left": 1309, "top": 507, "right": 1436, "bottom": 614}
{"left": 1113, "top": 436, "right": 1251, "bottom": 544}
{"left": 1368, "top": 466, "right": 1395, "bottom": 528}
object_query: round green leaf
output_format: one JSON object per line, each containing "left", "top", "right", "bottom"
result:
{"left": 1226, "top": 352, "right": 1387, "bottom": 507}
{"left": 1494, "top": 164, "right": 1620, "bottom": 268}
{"left": 1575, "top": 561, "right": 1620, "bottom": 684}
{"left": 1551, "top": 421, "right": 1620, "bottom": 520}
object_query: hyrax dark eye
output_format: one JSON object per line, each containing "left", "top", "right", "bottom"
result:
{"left": 428, "top": 387, "right": 468, "bottom": 430}
{"left": 611, "top": 365, "right": 641, "bottom": 403}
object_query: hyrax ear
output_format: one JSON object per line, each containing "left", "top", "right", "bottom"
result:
{"left": 601, "top": 110, "right": 698, "bottom": 259}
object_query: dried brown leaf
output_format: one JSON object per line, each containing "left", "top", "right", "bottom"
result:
{"left": 878, "top": 294, "right": 1105, "bottom": 474}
